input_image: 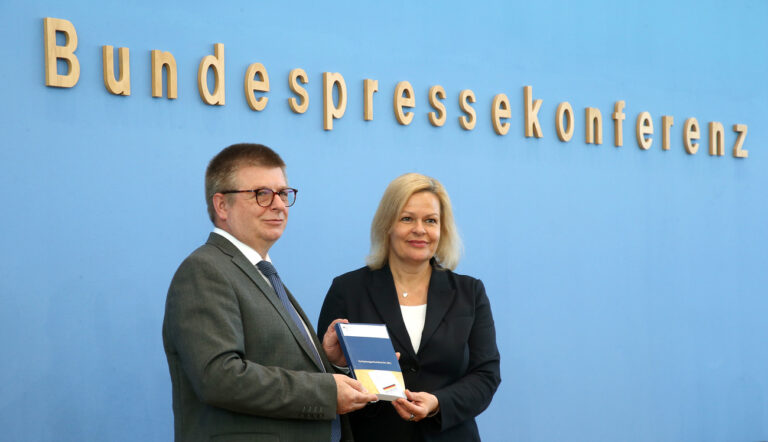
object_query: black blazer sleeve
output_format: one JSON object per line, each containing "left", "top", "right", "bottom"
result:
{"left": 431, "top": 278, "right": 500, "bottom": 431}
{"left": 318, "top": 276, "right": 349, "bottom": 339}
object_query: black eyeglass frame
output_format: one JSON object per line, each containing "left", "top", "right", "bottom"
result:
{"left": 219, "top": 187, "right": 298, "bottom": 207}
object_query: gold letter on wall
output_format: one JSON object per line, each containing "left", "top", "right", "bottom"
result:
{"left": 428, "top": 85, "right": 447, "bottom": 127}
{"left": 151, "top": 50, "right": 177, "bottom": 99}
{"left": 244, "top": 62, "right": 269, "bottom": 111}
{"left": 708, "top": 122, "right": 725, "bottom": 156}
{"left": 683, "top": 117, "right": 700, "bottom": 155}
{"left": 393, "top": 81, "right": 415, "bottom": 125}
{"left": 43, "top": 18, "right": 80, "bottom": 88}
{"left": 364, "top": 79, "right": 378, "bottom": 121}
{"left": 585, "top": 107, "right": 603, "bottom": 145}
{"left": 288, "top": 68, "right": 309, "bottom": 114}
{"left": 198, "top": 43, "right": 225, "bottom": 106}
{"left": 323, "top": 72, "right": 347, "bottom": 130}
{"left": 556, "top": 102, "right": 574, "bottom": 142}
{"left": 662, "top": 116, "right": 674, "bottom": 151}
{"left": 524, "top": 86, "right": 543, "bottom": 138}
{"left": 491, "top": 94, "right": 511, "bottom": 136}
{"left": 459, "top": 89, "right": 476, "bottom": 130}
{"left": 636, "top": 111, "right": 653, "bottom": 150}
{"left": 732, "top": 124, "right": 748, "bottom": 158}
{"left": 612, "top": 101, "right": 625, "bottom": 147}
{"left": 102, "top": 46, "right": 130, "bottom": 96}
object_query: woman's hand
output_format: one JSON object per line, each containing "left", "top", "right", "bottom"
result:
{"left": 321, "top": 318, "right": 349, "bottom": 366}
{"left": 392, "top": 389, "right": 439, "bottom": 422}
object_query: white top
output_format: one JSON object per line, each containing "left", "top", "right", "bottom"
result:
{"left": 400, "top": 304, "right": 428, "bottom": 353}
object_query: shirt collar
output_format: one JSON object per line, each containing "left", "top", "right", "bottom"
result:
{"left": 212, "top": 227, "right": 271, "bottom": 266}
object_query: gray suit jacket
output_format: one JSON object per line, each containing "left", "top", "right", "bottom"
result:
{"left": 163, "top": 233, "right": 348, "bottom": 442}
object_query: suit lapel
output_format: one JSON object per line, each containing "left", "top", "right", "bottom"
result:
{"left": 367, "top": 266, "right": 418, "bottom": 359}
{"left": 419, "top": 268, "right": 455, "bottom": 353}
{"left": 207, "top": 233, "right": 326, "bottom": 372}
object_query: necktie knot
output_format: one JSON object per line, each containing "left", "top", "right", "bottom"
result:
{"left": 256, "top": 260, "right": 278, "bottom": 277}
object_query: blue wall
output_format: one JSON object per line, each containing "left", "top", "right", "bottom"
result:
{"left": 1, "top": 1, "right": 766, "bottom": 441}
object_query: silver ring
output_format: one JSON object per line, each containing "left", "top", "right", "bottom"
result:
{"left": 408, "top": 413, "right": 415, "bottom": 421}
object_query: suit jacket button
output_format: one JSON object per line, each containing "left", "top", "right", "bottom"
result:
{"left": 409, "top": 367, "right": 417, "bottom": 373}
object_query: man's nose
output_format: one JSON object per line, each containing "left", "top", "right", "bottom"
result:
{"left": 270, "top": 194, "right": 287, "bottom": 210}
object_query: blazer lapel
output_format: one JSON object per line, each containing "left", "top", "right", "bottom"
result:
{"left": 367, "top": 266, "right": 418, "bottom": 359}
{"left": 418, "top": 268, "right": 455, "bottom": 353}
{"left": 207, "top": 233, "right": 325, "bottom": 372}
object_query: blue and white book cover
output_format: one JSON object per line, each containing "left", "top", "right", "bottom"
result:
{"left": 335, "top": 323, "right": 406, "bottom": 401}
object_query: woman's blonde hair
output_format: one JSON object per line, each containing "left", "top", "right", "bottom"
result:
{"left": 366, "top": 173, "right": 462, "bottom": 270}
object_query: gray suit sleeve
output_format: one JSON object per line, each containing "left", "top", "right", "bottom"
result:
{"left": 164, "top": 252, "right": 338, "bottom": 420}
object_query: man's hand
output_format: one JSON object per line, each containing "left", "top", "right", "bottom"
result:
{"left": 392, "top": 389, "right": 439, "bottom": 422}
{"left": 333, "top": 374, "right": 378, "bottom": 414}
{"left": 322, "top": 318, "right": 349, "bottom": 366}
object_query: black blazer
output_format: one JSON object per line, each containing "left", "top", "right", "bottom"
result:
{"left": 318, "top": 264, "right": 501, "bottom": 442}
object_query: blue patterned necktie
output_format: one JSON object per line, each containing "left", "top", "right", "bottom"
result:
{"left": 256, "top": 260, "right": 341, "bottom": 442}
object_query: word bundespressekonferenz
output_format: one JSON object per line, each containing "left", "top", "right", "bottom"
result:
{"left": 42, "top": 17, "right": 749, "bottom": 159}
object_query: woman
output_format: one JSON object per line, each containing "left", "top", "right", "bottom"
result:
{"left": 318, "top": 173, "right": 501, "bottom": 442}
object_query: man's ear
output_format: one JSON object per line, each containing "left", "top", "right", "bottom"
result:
{"left": 212, "top": 193, "right": 229, "bottom": 223}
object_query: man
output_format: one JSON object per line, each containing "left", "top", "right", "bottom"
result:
{"left": 163, "top": 143, "right": 376, "bottom": 442}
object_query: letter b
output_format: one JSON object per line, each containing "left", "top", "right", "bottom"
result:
{"left": 43, "top": 18, "right": 80, "bottom": 88}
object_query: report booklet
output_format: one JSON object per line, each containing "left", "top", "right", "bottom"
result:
{"left": 335, "top": 322, "right": 406, "bottom": 401}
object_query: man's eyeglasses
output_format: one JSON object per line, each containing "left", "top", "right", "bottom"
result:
{"left": 220, "top": 188, "right": 298, "bottom": 207}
